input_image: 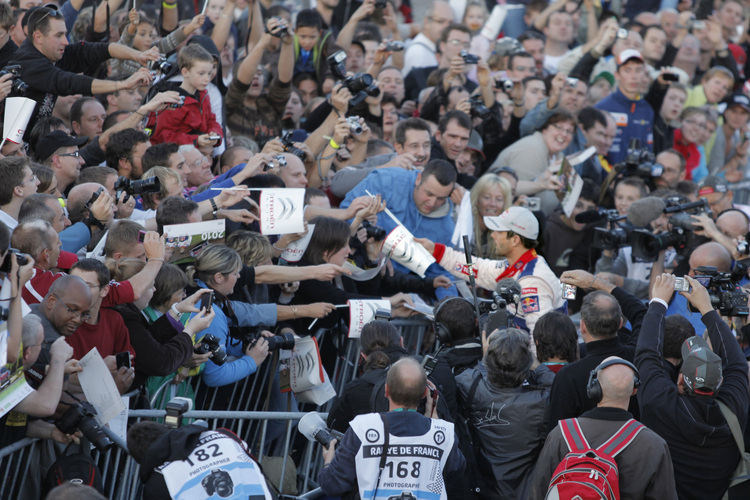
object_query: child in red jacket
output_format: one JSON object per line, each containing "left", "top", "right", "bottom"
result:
{"left": 152, "top": 44, "right": 223, "bottom": 152}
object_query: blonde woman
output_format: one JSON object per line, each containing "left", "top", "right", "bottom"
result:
{"left": 452, "top": 173, "right": 513, "bottom": 259}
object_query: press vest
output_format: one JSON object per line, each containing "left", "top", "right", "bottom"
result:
{"left": 158, "top": 430, "right": 273, "bottom": 500}
{"left": 350, "top": 413, "right": 455, "bottom": 500}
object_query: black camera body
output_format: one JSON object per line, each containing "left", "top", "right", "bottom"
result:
{"left": 459, "top": 49, "right": 480, "bottom": 64}
{"left": 280, "top": 131, "right": 308, "bottom": 161}
{"left": 692, "top": 266, "right": 749, "bottom": 317}
{"left": 0, "top": 64, "right": 28, "bottom": 94}
{"left": 388, "top": 492, "right": 418, "bottom": 500}
{"left": 468, "top": 94, "right": 490, "bottom": 119}
{"left": 194, "top": 333, "right": 228, "bottom": 365}
{"left": 0, "top": 248, "right": 29, "bottom": 273}
{"left": 232, "top": 328, "right": 296, "bottom": 352}
{"left": 327, "top": 51, "right": 380, "bottom": 107}
{"left": 55, "top": 402, "right": 113, "bottom": 451}
{"left": 114, "top": 175, "right": 161, "bottom": 203}
{"left": 361, "top": 220, "right": 386, "bottom": 241}
{"left": 374, "top": 0, "right": 388, "bottom": 8}
{"left": 148, "top": 56, "right": 173, "bottom": 74}
{"left": 593, "top": 226, "right": 631, "bottom": 251}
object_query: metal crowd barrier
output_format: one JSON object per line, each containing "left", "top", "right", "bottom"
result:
{"left": 0, "top": 318, "right": 433, "bottom": 499}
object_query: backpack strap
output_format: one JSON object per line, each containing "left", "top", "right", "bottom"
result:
{"left": 598, "top": 418, "right": 645, "bottom": 457}
{"left": 559, "top": 418, "right": 590, "bottom": 452}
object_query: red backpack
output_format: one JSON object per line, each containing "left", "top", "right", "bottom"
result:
{"left": 545, "top": 418, "right": 644, "bottom": 500}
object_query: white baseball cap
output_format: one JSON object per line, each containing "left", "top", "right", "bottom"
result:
{"left": 617, "top": 49, "right": 644, "bottom": 67}
{"left": 484, "top": 207, "right": 539, "bottom": 239}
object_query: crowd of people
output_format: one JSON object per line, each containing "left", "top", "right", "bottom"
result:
{"left": 1, "top": 0, "right": 750, "bottom": 497}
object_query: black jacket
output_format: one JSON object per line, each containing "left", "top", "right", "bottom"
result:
{"left": 645, "top": 81, "right": 675, "bottom": 156}
{"left": 636, "top": 302, "right": 749, "bottom": 500}
{"left": 113, "top": 303, "right": 193, "bottom": 392}
{"left": 326, "top": 345, "right": 409, "bottom": 433}
{"left": 548, "top": 287, "right": 645, "bottom": 427}
{"left": 10, "top": 39, "right": 111, "bottom": 138}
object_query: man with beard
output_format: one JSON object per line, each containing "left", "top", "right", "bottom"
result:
{"left": 331, "top": 118, "right": 433, "bottom": 197}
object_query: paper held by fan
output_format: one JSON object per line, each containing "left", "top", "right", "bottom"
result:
{"left": 281, "top": 224, "right": 315, "bottom": 263}
{"left": 347, "top": 299, "right": 392, "bottom": 338}
{"left": 343, "top": 253, "right": 387, "bottom": 281}
{"left": 382, "top": 225, "right": 435, "bottom": 278}
{"left": 3, "top": 97, "right": 36, "bottom": 145}
{"left": 259, "top": 188, "right": 306, "bottom": 235}
{"left": 78, "top": 348, "right": 126, "bottom": 425}
{"left": 554, "top": 156, "right": 583, "bottom": 219}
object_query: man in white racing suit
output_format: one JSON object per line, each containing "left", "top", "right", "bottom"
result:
{"left": 416, "top": 206, "right": 566, "bottom": 333}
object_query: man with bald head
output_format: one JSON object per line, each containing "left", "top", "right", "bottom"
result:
{"left": 548, "top": 283, "right": 643, "bottom": 427}
{"left": 272, "top": 153, "right": 309, "bottom": 188}
{"left": 531, "top": 356, "right": 677, "bottom": 499}
{"left": 29, "top": 275, "right": 92, "bottom": 367}
{"left": 319, "top": 357, "right": 465, "bottom": 499}
{"left": 664, "top": 242, "right": 734, "bottom": 335}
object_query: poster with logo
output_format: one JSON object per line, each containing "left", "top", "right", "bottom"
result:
{"left": 3, "top": 97, "right": 36, "bottom": 145}
{"left": 0, "top": 337, "right": 33, "bottom": 420}
{"left": 347, "top": 299, "right": 392, "bottom": 338}
{"left": 259, "top": 188, "right": 306, "bottom": 235}
{"left": 382, "top": 225, "right": 435, "bottom": 278}
{"left": 280, "top": 224, "right": 315, "bottom": 263}
{"left": 163, "top": 220, "right": 226, "bottom": 264}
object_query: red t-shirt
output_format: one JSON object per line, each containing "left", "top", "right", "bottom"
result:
{"left": 67, "top": 308, "right": 136, "bottom": 363}
{"left": 23, "top": 267, "right": 135, "bottom": 306}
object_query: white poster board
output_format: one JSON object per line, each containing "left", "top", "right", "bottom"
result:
{"left": 382, "top": 225, "right": 435, "bottom": 278}
{"left": 347, "top": 299, "right": 392, "bottom": 338}
{"left": 281, "top": 224, "right": 315, "bottom": 263}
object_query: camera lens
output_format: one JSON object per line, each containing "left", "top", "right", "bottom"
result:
{"left": 266, "top": 332, "right": 296, "bottom": 351}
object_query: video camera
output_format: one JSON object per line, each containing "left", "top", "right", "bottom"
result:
{"left": 0, "top": 65, "right": 28, "bottom": 94}
{"left": 631, "top": 198, "right": 711, "bottom": 262}
{"left": 55, "top": 401, "right": 113, "bottom": 452}
{"left": 614, "top": 139, "right": 664, "bottom": 189}
{"left": 327, "top": 50, "right": 381, "bottom": 107}
{"left": 586, "top": 209, "right": 631, "bottom": 251}
{"left": 691, "top": 265, "right": 749, "bottom": 317}
{"left": 114, "top": 176, "right": 161, "bottom": 203}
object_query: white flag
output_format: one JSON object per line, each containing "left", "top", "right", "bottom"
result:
{"left": 382, "top": 225, "right": 435, "bottom": 278}
{"left": 3, "top": 97, "right": 36, "bottom": 145}
{"left": 259, "top": 188, "right": 306, "bottom": 235}
{"left": 347, "top": 299, "right": 391, "bottom": 338}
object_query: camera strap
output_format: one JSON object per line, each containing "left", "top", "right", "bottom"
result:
{"left": 371, "top": 413, "right": 390, "bottom": 500}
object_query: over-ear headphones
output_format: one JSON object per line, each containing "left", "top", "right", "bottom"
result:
{"left": 586, "top": 358, "right": 641, "bottom": 403}
{"left": 433, "top": 297, "right": 476, "bottom": 345}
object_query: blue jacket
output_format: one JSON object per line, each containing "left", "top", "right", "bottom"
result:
{"left": 595, "top": 89, "right": 655, "bottom": 165}
{"left": 191, "top": 279, "right": 277, "bottom": 387}
{"left": 340, "top": 168, "right": 457, "bottom": 299}
{"left": 59, "top": 222, "right": 90, "bottom": 254}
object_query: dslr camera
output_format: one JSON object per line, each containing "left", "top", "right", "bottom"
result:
{"left": 55, "top": 402, "right": 113, "bottom": 452}
{"left": 194, "top": 333, "right": 228, "bottom": 365}
{"left": 265, "top": 16, "right": 288, "bottom": 37}
{"left": 327, "top": 50, "right": 381, "bottom": 107}
{"left": 232, "top": 328, "right": 296, "bottom": 352}
{"left": 691, "top": 265, "right": 749, "bottom": 317}
{"left": 468, "top": 94, "right": 490, "bottom": 119}
{"left": 114, "top": 175, "right": 161, "bottom": 203}
{"left": 0, "top": 65, "right": 28, "bottom": 94}
{"left": 0, "top": 248, "right": 29, "bottom": 273}
{"left": 361, "top": 220, "right": 386, "bottom": 241}
{"left": 388, "top": 493, "right": 417, "bottom": 500}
